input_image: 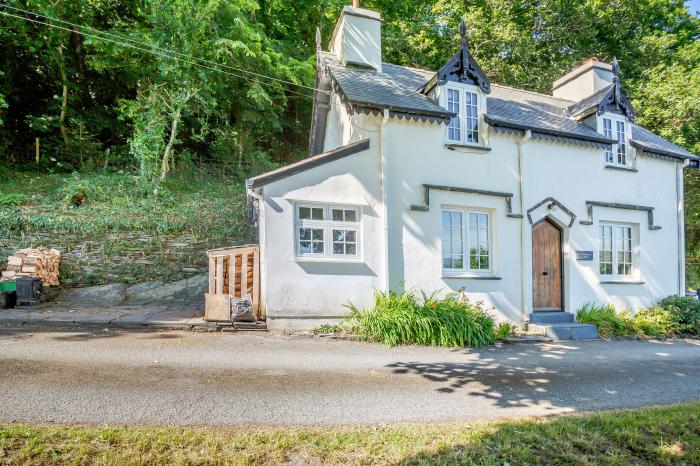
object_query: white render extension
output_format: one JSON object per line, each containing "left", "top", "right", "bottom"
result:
{"left": 247, "top": 5, "right": 699, "bottom": 330}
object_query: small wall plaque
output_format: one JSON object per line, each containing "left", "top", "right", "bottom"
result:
{"left": 576, "top": 250, "right": 594, "bottom": 261}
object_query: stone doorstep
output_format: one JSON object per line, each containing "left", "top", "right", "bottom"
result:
{"left": 528, "top": 322, "right": 599, "bottom": 341}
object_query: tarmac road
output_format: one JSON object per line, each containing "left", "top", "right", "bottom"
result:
{"left": 1, "top": 323, "right": 699, "bottom": 426}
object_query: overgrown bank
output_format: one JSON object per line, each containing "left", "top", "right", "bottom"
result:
{"left": 0, "top": 403, "right": 698, "bottom": 464}
{"left": 0, "top": 171, "right": 253, "bottom": 286}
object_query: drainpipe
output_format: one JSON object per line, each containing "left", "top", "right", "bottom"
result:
{"left": 517, "top": 130, "right": 532, "bottom": 323}
{"left": 247, "top": 185, "right": 266, "bottom": 310}
{"left": 677, "top": 159, "right": 688, "bottom": 295}
{"left": 380, "top": 109, "right": 391, "bottom": 295}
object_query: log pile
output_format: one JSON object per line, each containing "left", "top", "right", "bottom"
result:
{"left": 2, "top": 248, "right": 61, "bottom": 286}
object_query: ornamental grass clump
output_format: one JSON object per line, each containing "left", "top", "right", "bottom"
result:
{"left": 346, "top": 290, "right": 496, "bottom": 348}
{"left": 576, "top": 303, "right": 636, "bottom": 337}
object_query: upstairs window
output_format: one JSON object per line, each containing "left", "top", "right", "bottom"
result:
{"left": 601, "top": 117, "right": 630, "bottom": 167}
{"left": 444, "top": 85, "right": 480, "bottom": 145}
{"left": 295, "top": 204, "right": 360, "bottom": 259}
{"left": 447, "top": 89, "right": 461, "bottom": 141}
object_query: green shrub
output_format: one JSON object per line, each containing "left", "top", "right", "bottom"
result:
{"left": 346, "top": 290, "right": 496, "bottom": 348}
{"left": 658, "top": 295, "right": 700, "bottom": 335}
{"left": 0, "top": 193, "right": 27, "bottom": 207}
{"left": 631, "top": 307, "right": 675, "bottom": 337}
{"left": 576, "top": 303, "right": 636, "bottom": 337}
{"left": 495, "top": 321, "right": 518, "bottom": 340}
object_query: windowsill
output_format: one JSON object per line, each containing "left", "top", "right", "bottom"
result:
{"left": 442, "top": 272, "right": 501, "bottom": 280}
{"left": 599, "top": 280, "right": 645, "bottom": 285}
{"left": 445, "top": 143, "right": 491, "bottom": 153}
{"left": 605, "top": 164, "right": 637, "bottom": 172}
{"left": 293, "top": 256, "right": 363, "bottom": 264}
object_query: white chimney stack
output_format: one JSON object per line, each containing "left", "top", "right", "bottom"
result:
{"left": 552, "top": 57, "right": 614, "bottom": 101}
{"left": 330, "top": 5, "right": 382, "bottom": 72}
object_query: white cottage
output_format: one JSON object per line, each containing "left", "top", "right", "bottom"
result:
{"left": 247, "top": 5, "right": 699, "bottom": 331}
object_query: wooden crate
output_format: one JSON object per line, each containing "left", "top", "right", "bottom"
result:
{"left": 205, "top": 245, "right": 262, "bottom": 322}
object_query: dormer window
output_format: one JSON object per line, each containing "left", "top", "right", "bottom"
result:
{"left": 600, "top": 115, "right": 631, "bottom": 168}
{"left": 445, "top": 84, "right": 481, "bottom": 145}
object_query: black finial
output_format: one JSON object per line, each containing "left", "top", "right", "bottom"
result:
{"left": 315, "top": 26, "right": 321, "bottom": 49}
{"left": 460, "top": 18, "right": 468, "bottom": 49}
{"left": 611, "top": 57, "right": 619, "bottom": 78}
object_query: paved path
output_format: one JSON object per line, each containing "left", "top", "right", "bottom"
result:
{"left": 0, "top": 323, "right": 699, "bottom": 426}
{"left": 0, "top": 303, "right": 206, "bottom": 328}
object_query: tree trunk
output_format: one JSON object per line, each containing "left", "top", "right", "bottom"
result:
{"left": 57, "top": 47, "right": 70, "bottom": 148}
{"left": 160, "top": 108, "right": 181, "bottom": 181}
{"left": 237, "top": 132, "right": 244, "bottom": 171}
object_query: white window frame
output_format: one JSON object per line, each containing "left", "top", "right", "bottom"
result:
{"left": 599, "top": 222, "right": 636, "bottom": 280}
{"left": 441, "top": 207, "right": 493, "bottom": 275}
{"left": 599, "top": 114, "right": 632, "bottom": 168}
{"left": 443, "top": 83, "right": 484, "bottom": 146}
{"left": 294, "top": 203, "right": 362, "bottom": 261}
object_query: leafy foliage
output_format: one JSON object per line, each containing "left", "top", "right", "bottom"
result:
{"left": 346, "top": 290, "right": 496, "bottom": 348}
{"left": 659, "top": 295, "right": 700, "bottom": 335}
{"left": 631, "top": 307, "right": 676, "bottom": 337}
{"left": 495, "top": 321, "right": 519, "bottom": 340}
{"left": 1, "top": 1, "right": 700, "bottom": 279}
{"left": 577, "top": 296, "right": 700, "bottom": 337}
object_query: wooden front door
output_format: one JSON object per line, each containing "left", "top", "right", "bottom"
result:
{"left": 532, "top": 219, "right": 562, "bottom": 310}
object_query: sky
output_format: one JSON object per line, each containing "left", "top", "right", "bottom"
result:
{"left": 688, "top": 0, "right": 700, "bottom": 16}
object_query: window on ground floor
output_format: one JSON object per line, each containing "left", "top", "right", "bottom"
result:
{"left": 295, "top": 204, "right": 360, "bottom": 259}
{"left": 599, "top": 223, "right": 634, "bottom": 278}
{"left": 442, "top": 208, "right": 491, "bottom": 273}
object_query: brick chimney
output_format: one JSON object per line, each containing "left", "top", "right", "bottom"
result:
{"left": 329, "top": 4, "right": 382, "bottom": 72}
{"left": 552, "top": 57, "right": 614, "bottom": 101}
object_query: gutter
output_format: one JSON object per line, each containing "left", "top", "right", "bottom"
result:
{"left": 484, "top": 115, "right": 615, "bottom": 145}
{"left": 517, "top": 130, "right": 532, "bottom": 323}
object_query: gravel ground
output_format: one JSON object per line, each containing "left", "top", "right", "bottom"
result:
{"left": 0, "top": 323, "right": 699, "bottom": 426}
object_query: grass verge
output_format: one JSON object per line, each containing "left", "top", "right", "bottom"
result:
{"left": 1, "top": 403, "right": 697, "bottom": 465}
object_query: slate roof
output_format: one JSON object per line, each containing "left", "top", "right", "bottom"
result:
{"left": 319, "top": 53, "right": 698, "bottom": 160}
{"left": 631, "top": 126, "right": 697, "bottom": 160}
{"left": 567, "top": 85, "right": 613, "bottom": 118}
{"left": 486, "top": 85, "right": 613, "bottom": 145}
{"left": 319, "top": 52, "right": 451, "bottom": 119}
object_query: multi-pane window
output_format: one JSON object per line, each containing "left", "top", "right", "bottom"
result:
{"left": 447, "top": 89, "right": 461, "bottom": 142}
{"left": 295, "top": 204, "right": 360, "bottom": 259}
{"left": 442, "top": 209, "right": 491, "bottom": 272}
{"left": 468, "top": 212, "right": 489, "bottom": 270}
{"left": 599, "top": 224, "right": 633, "bottom": 278}
{"left": 444, "top": 87, "right": 480, "bottom": 145}
{"left": 602, "top": 117, "right": 629, "bottom": 167}
{"left": 616, "top": 121, "right": 627, "bottom": 165}
{"left": 442, "top": 211, "right": 464, "bottom": 269}
{"left": 603, "top": 118, "right": 614, "bottom": 163}
{"left": 465, "top": 91, "right": 479, "bottom": 143}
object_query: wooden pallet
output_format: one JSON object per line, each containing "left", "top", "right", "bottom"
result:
{"left": 205, "top": 245, "right": 262, "bottom": 322}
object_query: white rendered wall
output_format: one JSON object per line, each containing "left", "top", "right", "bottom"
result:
{"left": 260, "top": 120, "right": 385, "bottom": 330}
{"left": 329, "top": 9, "right": 382, "bottom": 72}
{"left": 553, "top": 67, "right": 614, "bottom": 101}
{"left": 260, "top": 108, "right": 683, "bottom": 328}
{"left": 521, "top": 137, "right": 682, "bottom": 315}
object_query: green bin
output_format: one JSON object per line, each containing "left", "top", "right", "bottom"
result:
{"left": 0, "top": 281, "right": 16, "bottom": 293}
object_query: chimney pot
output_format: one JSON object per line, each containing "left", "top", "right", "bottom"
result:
{"left": 353, "top": 0, "right": 360, "bottom": 7}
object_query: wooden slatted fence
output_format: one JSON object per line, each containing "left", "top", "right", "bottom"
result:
{"left": 205, "top": 245, "right": 262, "bottom": 322}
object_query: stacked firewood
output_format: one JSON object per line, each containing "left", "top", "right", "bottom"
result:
{"left": 2, "top": 248, "right": 61, "bottom": 286}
